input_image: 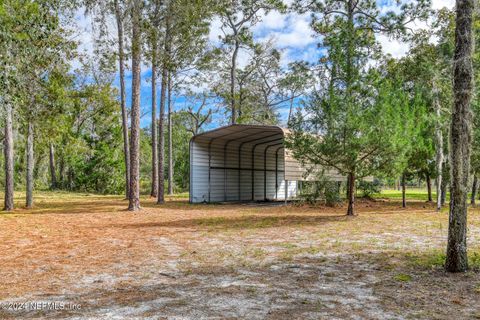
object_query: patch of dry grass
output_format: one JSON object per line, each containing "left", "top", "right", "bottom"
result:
{"left": 0, "top": 192, "right": 479, "bottom": 319}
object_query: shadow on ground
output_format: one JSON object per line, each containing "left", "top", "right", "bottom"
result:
{"left": 107, "top": 214, "right": 351, "bottom": 230}
{"left": 1, "top": 252, "right": 478, "bottom": 320}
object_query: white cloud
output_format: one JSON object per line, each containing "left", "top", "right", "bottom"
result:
{"left": 236, "top": 48, "right": 252, "bottom": 68}
{"left": 301, "top": 46, "right": 323, "bottom": 62}
{"left": 379, "top": 0, "right": 403, "bottom": 15}
{"left": 375, "top": 0, "right": 455, "bottom": 59}
{"left": 432, "top": 0, "right": 455, "bottom": 9}
{"left": 69, "top": 9, "right": 94, "bottom": 70}
{"left": 376, "top": 35, "right": 410, "bottom": 58}
{"left": 253, "top": 9, "right": 288, "bottom": 32}
{"left": 208, "top": 17, "right": 224, "bottom": 45}
{"left": 141, "top": 76, "right": 153, "bottom": 89}
{"left": 260, "top": 13, "right": 315, "bottom": 49}
{"left": 208, "top": 10, "right": 317, "bottom": 69}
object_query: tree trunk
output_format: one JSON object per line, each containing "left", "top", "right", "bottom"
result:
{"left": 168, "top": 72, "right": 174, "bottom": 195}
{"left": 471, "top": 175, "right": 478, "bottom": 206}
{"left": 58, "top": 156, "right": 65, "bottom": 187}
{"left": 426, "top": 172, "right": 432, "bottom": 202}
{"left": 26, "top": 120, "right": 34, "bottom": 209}
{"left": 4, "top": 103, "right": 14, "bottom": 211}
{"left": 402, "top": 173, "right": 406, "bottom": 208}
{"left": 157, "top": 65, "right": 166, "bottom": 204}
{"left": 445, "top": 0, "right": 473, "bottom": 273}
{"left": 157, "top": 16, "right": 171, "bottom": 205}
{"left": 346, "top": 175, "right": 351, "bottom": 203}
{"left": 67, "top": 168, "right": 74, "bottom": 190}
{"left": 441, "top": 167, "right": 448, "bottom": 207}
{"left": 114, "top": 0, "right": 130, "bottom": 199}
{"left": 434, "top": 82, "right": 444, "bottom": 211}
{"left": 49, "top": 143, "right": 57, "bottom": 190}
{"left": 238, "top": 83, "right": 243, "bottom": 120}
{"left": 128, "top": 0, "right": 142, "bottom": 211}
{"left": 344, "top": 1, "right": 355, "bottom": 217}
{"left": 287, "top": 95, "right": 294, "bottom": 127}
{"left": 230, "top": 39, "right": 239, "bottom": 124}
{"left": 346, "top": 172, "right": 355, "bottom": 216}
{"left": 33, "top": 151, "right": 43, "bottom": 181}
{"left": 150, "top": 50, "right": 158, "bottom": 198}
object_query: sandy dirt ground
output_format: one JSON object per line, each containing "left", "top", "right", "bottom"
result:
{"left": 0, "top": 193, "right": 479, "bottom": 319}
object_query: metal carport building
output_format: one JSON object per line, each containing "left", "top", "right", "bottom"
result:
{"left": 189, "top": 124, "right": 343, "bottom": 203}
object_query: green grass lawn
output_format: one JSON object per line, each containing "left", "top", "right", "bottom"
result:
{"left": 373, "top": 188, "right": 445, "bottom": 201}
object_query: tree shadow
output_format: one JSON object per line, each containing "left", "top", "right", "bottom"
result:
{"left": 2, "top": 251, "right": 478, "bottom": 320}
{"left": 140, "top": 199, "right": 289, "bottom": 211}
{"left": 0, "top": 195, "right": 439, "bottom": 217}
{"left": 14, "top": 200, "right": 122, "bottom": 215}
{"left": 107, "top": 213, "right": 350, "bottom": 231}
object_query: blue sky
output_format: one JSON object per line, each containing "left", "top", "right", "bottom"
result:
{"left": 74, "top": 0, "right": 454, "bottom": 130}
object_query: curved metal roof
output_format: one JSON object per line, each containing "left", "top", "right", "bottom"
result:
{"left": 191, "top": 124, "right": 287, "bottom": 144}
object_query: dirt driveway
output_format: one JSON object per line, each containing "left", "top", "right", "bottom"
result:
{"left": 0, "top": 193, "right": 479, "bottom": 319}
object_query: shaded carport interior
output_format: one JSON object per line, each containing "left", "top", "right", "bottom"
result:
{"left": 189, "top": 124, "right": 343, "bottom": 203}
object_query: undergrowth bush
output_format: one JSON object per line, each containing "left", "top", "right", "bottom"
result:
{"left": 357, "top": 179, "right": 381, "bottom": 198}
{"left": 298, "top": 175, "right": 342, "bottom": 207}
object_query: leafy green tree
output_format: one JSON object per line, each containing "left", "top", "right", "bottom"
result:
{"left": 156, "top": 1, "right": 171, "bottom": 205}
{"left": 233, "top": 41, "right": 313, "bottom": 125}
{"left": 282, "top": 61, "right": 315, "bottom": 126}
{"left": 216, "top": 0, "right": 286, "bottom": 123}
{"left": 469, "top": 13, "right": 480, "bottom": 205}
{"left": 390, "top": 51, "right": 439, "bottom": 207}
{"left": 169, "top": 111, "right": 194, "bottom": 191}
{"left": 154, "top": 0, "right": 213, "bottom": 199}
{"left": 144, "top": 0, "right": 163, "bottom": 198}
{"left": 180, "top": 91, "right": 215, "bottom": 135}
{"left": 289, "top": 74, "right": 419, "bottom": 215}
{"left": 400, "top": 9, "right": 455, "bottom": 210}
{"left": 289, "top": 0, "right": 429, "bottom": 215}
{"left": 49, "top": 60, "right": 127, "bottom": 195}
{"left": 402, "top": 128, "right": 435, "bottom": 206}
{"left": 84, "top": 0, "right": 132, "bottom": 199}
{"left": 0, "top": 0, "right": 74, "bottom": 210}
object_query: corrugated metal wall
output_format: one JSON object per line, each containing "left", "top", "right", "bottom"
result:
{"left": 190, "top": 131, "right": 297, "bottom": 203}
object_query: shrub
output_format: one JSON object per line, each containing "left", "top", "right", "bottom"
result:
{"left": 357, "top": 179, "right": 381, "bottom": 199}
{"left": 298, "top": 174, "right": 342, "bottom": 207}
